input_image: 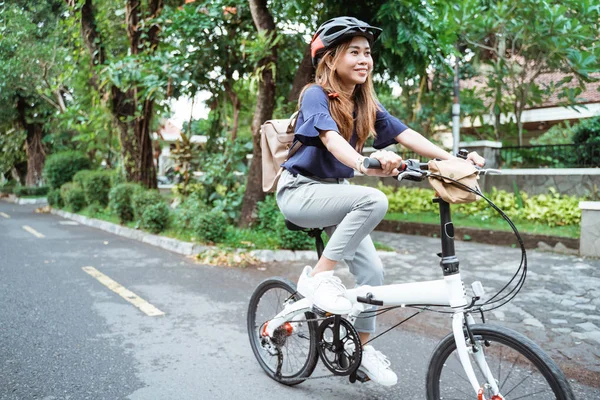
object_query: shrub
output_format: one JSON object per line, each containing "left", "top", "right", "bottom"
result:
{"left": 60, "top": 183, "right": 86, "bottom": 212}
{"left": 87, "top": 202, "right": 105, "bottom": 217}
{"left": 13, "top": 185, "right": 49, "bottom": 197}
{"left": 109, "top": 183, "right": 142, "bottom": 224}
{"left": 278, "top": 219, "right": 315, "bottom": 250}
{"left": 255, "top": 195, "right": 314, "bottom": 250}
{"left": 131, "top": 190, "right": 164, "bottom": 221}
{"left": 256, "top": 194, "right": 281, "bottom": 231}
{"left": 141, "top": 202, "right": 170, "bottom": 234}
{"left": 192, "top": 209, "right": 229, "bottom": 243}
{"left": 81, "top": 170, "right": 113, "bottom": 206}
{"left": 173, "top": 193, "right": 209, "bottom": 230}
{"left": 43, "top": 151, "right": 92, "bottom": 189}
{"left": 47, "top": 189, "right": 63, "bottom": 208}
{"left": 380, "top": 184, "right": 582, "bottom": 227}
{"left": 0, "top": 183, "right": 14, "bottom": 194}
{"left": 73, "top": 170, "right": 92, "bottom": 187}
{"left": 572, "top": 116, "right": 600, "bottom": 166}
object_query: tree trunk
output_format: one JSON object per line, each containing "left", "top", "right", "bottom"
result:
{"left": 287, "top": 44, "right": 313, "bottom": 103}
{"left": 74, "top": 0, "right": 160, "bottom": 188}
{"left": 239, "top": 0, "right": 277, "bottom": 226}
{"left": 16, "top": 95, "right": 45, "bottom": 186}
{"left": 111, "top": 87, "right": 157, "bottom": 188}
{"left": 223, "top": 81, "right": 240, "bottom": 141}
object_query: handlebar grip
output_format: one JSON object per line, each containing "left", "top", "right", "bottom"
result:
{"left": 362, "top": 157, "right": 382, "bottom": 169}
{"left": 362, "top": 157, "right": 407, "bottom": 171}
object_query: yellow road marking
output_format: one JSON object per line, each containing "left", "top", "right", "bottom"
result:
{"left": 82, "top": 266, "right": 165, "bottom": 317}
{"left": 0, "top": 212, "right": 10, "bottom": 219}
{"left": 22, "top": 225, "right": 45, "bottom": 238}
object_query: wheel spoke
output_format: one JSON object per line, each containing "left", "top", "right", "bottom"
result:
{"left": 502, "top": 370, "right": 535, "bottom": 397}
{"left": 430, "top": 326, "right": 572, "bottom": 400}
{"left": 499, "top": 353, "right": 521, "bottom": 391}
{"left": 509, "top": 388, "right": 554, "bottom": 400}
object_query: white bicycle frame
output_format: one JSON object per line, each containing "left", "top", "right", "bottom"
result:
{"left": 263, "top": 162, "right": 506, "bottom": 398}
{"left": 263, "top": 272, "right": 502, "bottom": 397}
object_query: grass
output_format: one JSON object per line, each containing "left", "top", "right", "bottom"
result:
{"left": 385, "top": 211, "right": 579, "bottom": 239}
{"left": 74, "top": 205, "right": 400, "bottom": 252}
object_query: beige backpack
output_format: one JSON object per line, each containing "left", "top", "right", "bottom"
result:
{"left": 427, "top": 158, "right": 481, "bottom": 204}
{"left": 260, "top": 112, "right": 300, "bottom": 193}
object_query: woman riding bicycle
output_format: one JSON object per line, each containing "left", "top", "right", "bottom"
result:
{"left": 276, "top": 16, "right": 485, "bottom": 386}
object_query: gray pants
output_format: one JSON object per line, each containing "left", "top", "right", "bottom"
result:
{"left": 276, "top": 170, "right": 388, "bottom": 333}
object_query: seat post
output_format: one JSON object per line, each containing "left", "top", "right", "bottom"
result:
{"left": 307, "top": 229, "right": 325, "bottom": 259}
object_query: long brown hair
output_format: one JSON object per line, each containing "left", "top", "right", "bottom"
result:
{"left": 301, "top": 39, "right": 380, "bottom": 151}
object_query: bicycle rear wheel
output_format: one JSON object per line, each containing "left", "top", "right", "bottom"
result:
{"left": 247, "top": 277, "right": 319, "bottom": 386}
{"left": 426, "top": 324, "right": 575, "bottom": 399}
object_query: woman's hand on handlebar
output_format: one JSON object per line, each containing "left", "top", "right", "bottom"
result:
{"left": 466, "top": 151, "right": 485, "bottom": 167}
{"left": 366, "top": 150, "right": 403, "bottom": 176}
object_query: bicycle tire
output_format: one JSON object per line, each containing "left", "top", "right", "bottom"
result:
{"left": 426, "top": 324, "right": 575, "bottom": 399}
{"left": 247, "top": 277, "right": 319, "bottom": 386}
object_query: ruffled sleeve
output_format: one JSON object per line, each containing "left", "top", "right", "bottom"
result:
{"left": 294, "top": 86, "right": 339, "bottom": 148}
{"left": 373, "top": 102, "right": 409, "bottom": 149}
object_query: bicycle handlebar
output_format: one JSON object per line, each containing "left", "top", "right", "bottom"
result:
{"left": 362, "top": 157, "right": 497, "bottom": 181}
{"left": 362, "top": 157, "right": 429, "bottom": 182}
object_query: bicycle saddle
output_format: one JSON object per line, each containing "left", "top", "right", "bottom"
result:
{"left": 284, "top": 219, "right": 318, "bottom": 232}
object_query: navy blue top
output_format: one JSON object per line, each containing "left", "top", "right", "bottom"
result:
{"left": 282, "top": 85, "right": 409, "bottom": 179}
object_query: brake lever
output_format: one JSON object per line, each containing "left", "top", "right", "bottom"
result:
{"left": 397, "top": 169, "right": 428, "bottom": 182}
{"left": 479, "top": 168, "right": 502, "bottom": 176}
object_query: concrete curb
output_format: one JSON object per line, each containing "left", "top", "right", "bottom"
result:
{"left": 49, "top": 208, "right": 397, "bottom": 262}
{"left": 2, "top": 195, "right": 48, "bottom": 205}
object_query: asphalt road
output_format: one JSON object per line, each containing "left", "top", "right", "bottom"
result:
{"left": 1, "top": 202, "right": 598, "bottom": 399}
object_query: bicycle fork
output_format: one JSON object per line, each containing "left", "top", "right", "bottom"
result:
{"left": 453, "top": 313, "right": 503, "bottom": 399}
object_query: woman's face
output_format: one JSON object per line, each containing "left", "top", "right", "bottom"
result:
{"left": 334, "top": 36, "right": 373, "bottom": 92}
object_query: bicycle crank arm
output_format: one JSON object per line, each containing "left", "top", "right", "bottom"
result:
{"left": 264, "top": 297, "right": 313, "bottom": 338}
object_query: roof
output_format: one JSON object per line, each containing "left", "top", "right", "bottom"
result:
{"left": 462, "top": 70, "right": 600, "bottom": 110}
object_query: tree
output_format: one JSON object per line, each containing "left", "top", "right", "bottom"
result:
{"left": 66, "top": 0, "right": 169, "bottom": 187}
{"left": 0, "top": 0, "right": 69, "bottom": 185}
{"left": 238, "top": 0, "right": 278, "bottom": 226}
{"left": 458, "top": 0, "right": 600, "bottom": 145}
{"left": 158, "top": 1, "right": 257, "bottom": 142}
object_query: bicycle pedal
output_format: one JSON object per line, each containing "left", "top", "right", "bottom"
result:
{"left": 349, "top": 369, "right": 370, "bottom": 384}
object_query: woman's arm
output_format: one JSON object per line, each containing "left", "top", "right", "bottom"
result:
{"left": 395, "top": 129, "right": 453, "bottom": 160}
{"left": 395, "top": 128, "right": 485, "bottom": 166}
{"left": 319, "top": 130, "right": 401, "bottom": 176}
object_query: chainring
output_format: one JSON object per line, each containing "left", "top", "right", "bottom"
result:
{"left": 317, "top": 316, "right": 362, "bottom": 376}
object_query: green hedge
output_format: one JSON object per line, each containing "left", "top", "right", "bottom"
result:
{"left": 43, "top": 151, "right": 92, "bottom": 190}
{"left": 0, "top": 183, "right": 15, "bottom": 194}
{"left": 73, "top": 170, "right": 113, "bottom": 206}
{"left": 378, "top": 184, "right": 582, "bottom": 227}
{"left": 173, "top": 193, "right": 209, "bottom": 231}
{"left": 255, "top": 195, "right": 313, "bottom": 250}
{"left": 47, "top": 188, "right": 63, "bottom": 208}
{"left": 132, "top": 190, "right": 164, "bottom": 221}
{"left": 109, "top": 183, "right": 142, "bottom": 224}
{"left": 191, "top": 209, "right": 228, "bottom": 243}
{"left": 13, "top": 186, "right": 49, "bottom": 197}
{"left": 60, "top": 182, "right": 86, "bottom": 212}
{"left": 141, "top": 202, "right": 170, "bottom": 234}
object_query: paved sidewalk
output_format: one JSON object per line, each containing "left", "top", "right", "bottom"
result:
{"left": 360, "top": 231, "right": 600, "bottom": 378}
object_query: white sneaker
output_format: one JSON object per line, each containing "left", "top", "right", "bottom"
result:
{"left": 359, "top": 345, "right": 398, "bottom": 386}
{"left": 296, "top": 266, "right": 352, "bottom": 315}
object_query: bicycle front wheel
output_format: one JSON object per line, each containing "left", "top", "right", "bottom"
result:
{"left": 247, "top": 277, "right": 319, "bottom": 386}
{"left": 426, "top": 324, "right": 574, "bottom": 399}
